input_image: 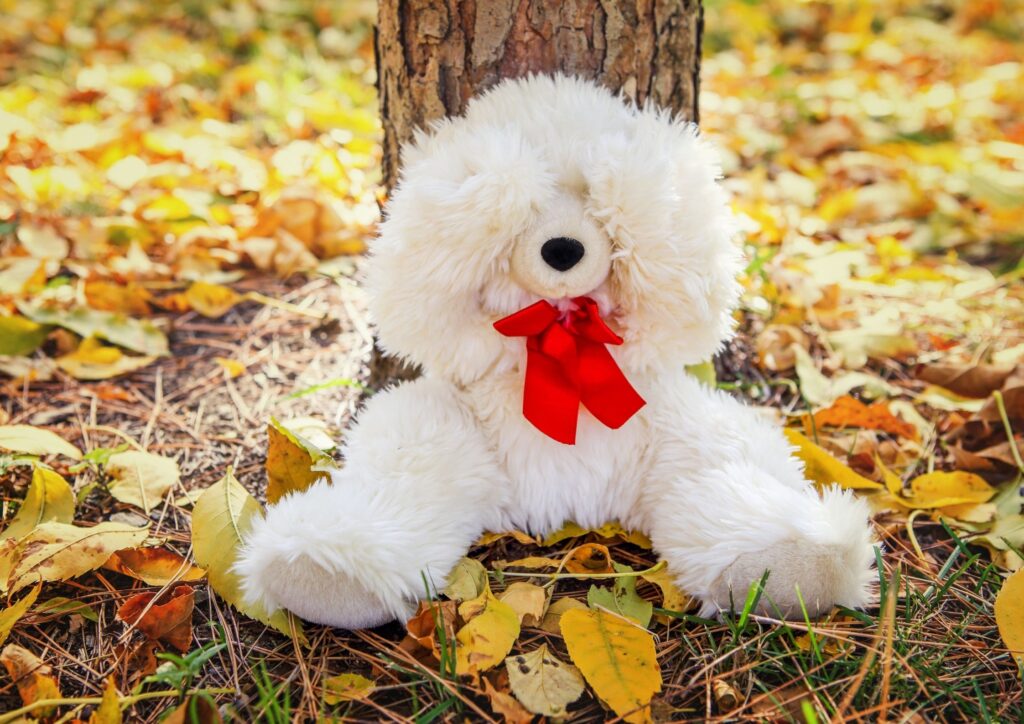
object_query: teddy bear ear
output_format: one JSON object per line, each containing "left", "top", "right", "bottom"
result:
{"left": 365, "top": 122, "right": 554, "bottom": 383}
{"left": 585, "top": 114, "right": 745, "bottom": 372}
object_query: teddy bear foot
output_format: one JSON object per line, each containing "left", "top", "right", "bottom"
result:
{"left": 702, "top": 489, "right": 876, "bottom": 619}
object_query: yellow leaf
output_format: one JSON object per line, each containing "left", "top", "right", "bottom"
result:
{"left": 16, "top": 223, "right": 68, "bottom": 260}
{"left": 505, "top": 644, "right": 585, "bottom": 717}
{"left": 84, "top": 281, "right": 153, "bottom": 316}
{"left": 0, "top": 425, "right": 82, "bottom": 460}
{"left": 540, "top": 597, "right": 587, "bottom": 634}
{"left": 6, "top": 521, "right": 150, "bottom": 594}
{"left": 455, "top": 589, "right": 520, "bottom": 676}
{"left": 900, "top": 471, "right": 995, "bottom": 510}
{"left": 89, "top": 676, "right": 122, "bottom": 724}
{"left": 0, "top": 315, "right": 49, "bottom": 356}
{"left": 784, "top": 429, "right": 881, "bottom": 491}
{"left": 640, "top": 566, "right": 692, "bottom": 614}
{"left": 0, "top": 643, "right": 61, "bottom": 716}
{"left": 17, "top": 303, "right": 169, "bottom": 356}
{"left": 191, "top": 469, "right": 302, "bottom": 639}
{"left": 499, "top": 582, "right": 548, "bottom": 626}
{"left": 105, "top": 450, "right": 180, "bottom": 514}
{"left": 542, "top": 520, "right": 651, "bottom": 548}
{"left": 995, "top": 568, "right": 1024, "bottom": 663}
{"left": 214, "top": 357, "right": 245, "bottom": 378}
{"left": 323, "top": 672, "right": 375, "bottom": 704}
{"left": 444, "top": 557, "right": 488, "bottom": 602}
{"left": 185, "top": 281, "right": 242, "bottom": 318}
{"left": 57, "top": 337, "right": 156, "bottom": 380}
{"left": 0, "top": 582, "right": 41, "bottom": 647}
{"left": 1, "top": 466, "right": 75, "bottom": 543}
{"left": 560, "top": 608, "right": 661, "bottom": 724}
{"left": 265, "top": 420, "right": 331, "bottom": 505}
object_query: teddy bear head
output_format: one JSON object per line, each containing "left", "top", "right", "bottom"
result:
{"left": 367, "top": 74, "right": 743, "bottom": 385}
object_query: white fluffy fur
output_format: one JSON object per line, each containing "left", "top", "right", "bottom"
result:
{"left": 236, "top": 75, "right": 876, "bottom": 628}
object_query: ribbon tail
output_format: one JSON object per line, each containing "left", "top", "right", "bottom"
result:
{"left": 577, "top": 340, "right": 646, "bottom": 429}
{"left": 522, "top": 346, "right": 581, "bottom": 445}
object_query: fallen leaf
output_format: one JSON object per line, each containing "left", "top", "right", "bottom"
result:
{"left": 117, "top": 584, "right": 195, "bottom": 652}
{"left": 405, "top": 599, "right": 457, "bottom": 660}
{"left": 712, "top": 677, "right": 741, "bottom": 711}
{"left": 898, "top": 471, "right": 995, "bottom": 509}
{"left": 792, "top": 345, "right": 897, "bottom": 407}
{"left": 498, "top": 582, "right": 548, "bottom": 626}
{"left": 89, "top": 676, "right": 122, "bottom": 724}
{"left": 214, "top": 357, "right": 245, "bottom": 378}
{"left": 915, "top": 363, "right": 1016, "bottom": 399}
{"left": 323, "top": 672, "right": 375, "bottom": 704}
{"left": 560, "top": 608, "right": 661, "bottom": 724}
{"left": 565, "top": 543, "right": 615, "bottom": 574}
{"left": 540, "top": 597, "right": 587, "bottom": 634}
{"left": 455, "top": 589, "right": 520, "bottom": 676}
{"left": 265, "top": 419, "right": 331, "bottom": 504}
{"left": 57, "top": 336, "right": 156, "bottom": 380}
{"left": 995, "top": 568, "right": 1024, "bottom": 663}
{"left": 16, "top": 303, "right": 169, "bottom": 356}
{"left": 0, "top": 582, "right": 41, "bottom": 646}
{"left": 0, "top": 643, "right": 61, "bottom": 715}
{"left": 505, "top": 644, "right": 585, "bottom": 718}
{"left": 640, "top": 566, "right": 692, "bottom": 614}
{"left": 105, "top": 450, "right": 180, "bottom": 513}
{"left": 755, "top": 324, "right": 808, "bottom": 371}
{"left": 476, "top": 530, "right": 538, "bottom": 546}
{"left": 16, "top": 223, "right": 68, "bottom": 259}
{"left": 33, "top": 596, "right": 100, "bottom": 622}
{"left": 84, "top": 281, "right": 153, "bottom": 316}
{"left": 827, "top": 326, "right": 917, "bottom": 369}
{"left": 191, "top": 469, "right": 300, "bottom": 638}
{"left": 542, "top": 521, "right": 652, "bottom": 548}
{"left": 103, "top": 547, "right": 205, "bottom": 586}
{"left": 0, "top": 425, "right": 82, "bottom": 460}
{"left": 0, "top": 316, "right": 50, "bottom": 357}
{"left": 162, "top": 696, "right": 222, "bottom": 724}
{"left": 806, "top": 395, "right": 919, "bottom": 441}
{"left": 185, "top": 281, "right": 243, "bottom": 318}
{"left": 444, "top": 557, "right": 488, "bottom": 602}
{"left": 1, "top": 465, "right": 75, "bottom": 543}
{"left": 784, "top": 428, "right": 882, "bottom": 490}
{"left": 482, "top": 676, "right": 533, "bottom": 724}
{"left": 5, "top": 521, "right": 150, "bottom": 594}
{"left": 587, "top": 564, "right": 654, "bottom": 628}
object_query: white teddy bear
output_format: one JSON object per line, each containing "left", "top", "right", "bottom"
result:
{"left": 237, "top": 74, "right": 876, "bottom": 629}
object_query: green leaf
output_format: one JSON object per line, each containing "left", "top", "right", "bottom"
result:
{"left": 587, "top": 563, "right": 653, "bottom": 628}
{"left": 33, "top": 596, "right": 99, "bottom": 623}
{"left": 16, "top": 302, "right": 169, "bottom": 356}
{"left": 0, "top": 316, "right": 50, "bottom": 356}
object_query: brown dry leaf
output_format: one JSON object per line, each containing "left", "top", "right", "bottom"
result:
{"left": 117, "top": 584, "right": 195, "bottom": 652}
{"left": 564, "top": 543, "right": 615, "bottom": 574}
{"left": 498, "top": 582, "right": 548, "bottom": 626}
{"left": 162, "top": 696, "right": 222, "bottom": 724}
{"left": 405, "top": 600, "right": 457, "bottom": 660}
{"left": 103, "top": 546, "right": 206, "bottom": 586}
{"left": 482, "top": 676, "right": 533, "bottom": 724}
{"left": 0, "top": 643, "right": 62, "bottom": 716}
{"left": 805, "top": 395, "right": 920, "bottom": 441}
{"left": 115, "top": 640, "right": 158, "bottom": 686}
{"left": 756, "top": 324, "right": 808, "bottom": 371}
{"left": 915, "top": 363, "right": 1016, "bottom": 399}
{"left": 265, "top": 420, "right": 331, "bottom": 504}
{"left": 712, "top": 677, "right": 741, "bottom": 711}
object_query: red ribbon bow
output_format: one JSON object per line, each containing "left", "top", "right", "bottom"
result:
{"left": 494, "top": 297, "right": 646, "bottom": 444}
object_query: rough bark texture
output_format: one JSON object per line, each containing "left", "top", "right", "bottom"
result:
{"left": 370, "top": 0, "right": 703, "bottom": 388}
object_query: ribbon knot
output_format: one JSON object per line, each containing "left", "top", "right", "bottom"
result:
{"left": 494, "top": 297, "right": 646, "bottom": 444}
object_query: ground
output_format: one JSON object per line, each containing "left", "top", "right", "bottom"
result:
{"left": 1, "top": 0, "right": 1023, "bottom": 722}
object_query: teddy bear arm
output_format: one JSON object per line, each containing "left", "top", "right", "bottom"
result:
{"left": 639, "top": 376, "right": 876, "bottom": 619}
{"left": 235, "top": 378, "right": 510, "bottom": 629}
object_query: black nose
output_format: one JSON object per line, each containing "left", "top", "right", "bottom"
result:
{"left": 540, "top": 237, "right": 585, "bottom": 272}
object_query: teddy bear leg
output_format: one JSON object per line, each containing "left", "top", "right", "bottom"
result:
{"left": 235, "top": 379, "right": 509, "bottom": 629}
{"left": 646, "top": 461, "right": 876, "bottom": 619}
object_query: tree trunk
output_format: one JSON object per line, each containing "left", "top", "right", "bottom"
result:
{"left": 370, "top": 0, "right": 703, "bottom": 388}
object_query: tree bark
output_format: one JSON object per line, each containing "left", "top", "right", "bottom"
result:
{"left": 370, "top": 0, "right": 703, "bottom": 387}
